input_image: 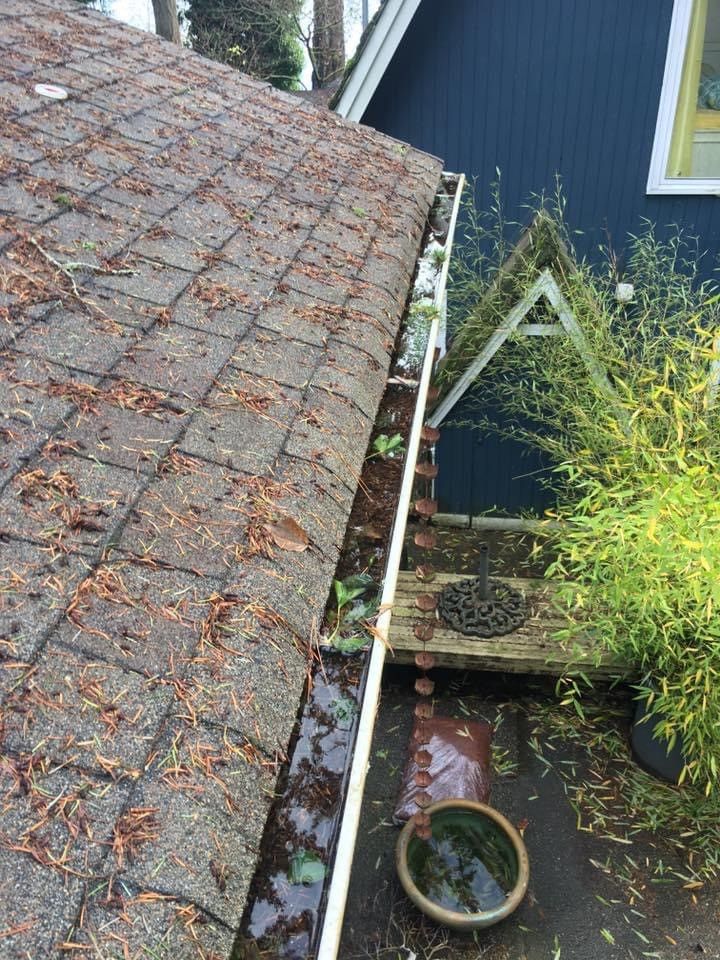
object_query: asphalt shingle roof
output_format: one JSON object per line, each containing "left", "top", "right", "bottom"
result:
{"left": 0, "top": 1, "right": 442, "bottom": 955}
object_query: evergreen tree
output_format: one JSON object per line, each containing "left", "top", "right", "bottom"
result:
{"left": 186, "top": 0, "right": 304, "bottom": 90}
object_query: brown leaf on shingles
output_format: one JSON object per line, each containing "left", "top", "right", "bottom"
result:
{"left": 190, "top": 276, "right": 251, "bottom": 310}
{"left": 66, "top": 566, "right": 133, "bottom": 635}
{"left": 115, "top": 176, "right": 154, "bottom": 196}
{"left": 156, "top": 449, "right": 202, "bottom": 478}
{"left": 200, "top": 592, "right": 242, "bottom": 652}
{"left": 45, "top": 378, "right": 178, "bottom": 417}
{"left": 46, "top": 380, "right": 103, "bottom": 415}
{"left": 42, "top": 439, "right": 82, "bottom": 460}
{"left": 143, "top": 225, "right": 173, "bottom": 241}
{"left": 16, "top": 468, "right": 78, "bottom": 501}
{"left": 112, "top": 807, "right": 160, "bottom": 868}
{"left": 264, "top": 516, "right": 310, "bottom": 553}
{"left": 235, "top": 474, "right": 299, "bottom": 560}
{"left": 51, "top": 501, "right": 105, "bottom": 532}
{"left": 210, "top": 858, "right": 229, "bottom": 892}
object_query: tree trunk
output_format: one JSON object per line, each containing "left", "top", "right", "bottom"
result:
{"left": 312, "top": 0, "right": 345, "bottom": 88}
{"left": 152, "top": 0, "right": 181, "bottom": 44}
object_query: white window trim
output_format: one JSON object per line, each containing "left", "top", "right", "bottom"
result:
{"left": 647, "top": 0, "right": 720, "bottom": 195}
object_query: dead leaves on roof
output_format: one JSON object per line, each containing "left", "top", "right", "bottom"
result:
{"left": 200, "top": 592, "right": 243, "bottom": 653}
{"left": 213, "top": 371, "right": 291, "bottom": 428}
{"left": 16, "top": 467, "right": 78, "bottom": 501}
{"left": 0, "top": 754, "right": 111, "bottom": 879}
{"left": 239, "top": 475, "right": 298, "bottom": 560}
{"left": 46, "top": 378, "right": 184, "bottom": 417}
{"left": 263, "top": 516, "right": 309, "bottom": 553}
{"left": 114, "top": 176, "right": 154, "bottom": 197}
{"left": 4, "top": 234, "right": 109, "bottom": 313}
{"left": 195, "top": 185, "right": 253, "bottom": 224}
{"left": 189, "top": 275, "right": 252, "bottom": 310}
{"left": 154, "top": 728, "right": 266, "bottom": 817}
{"left": 66, "top": 564, "right": 174, "bottom": 639}
{"left": 155, "top": 449, "right": 202, "bottom": 478}
{"left": 14, "top": 464, "right": 110, "bottom": 540}
{"left": 112, "top": 807, "right": 160, "bottom": 869}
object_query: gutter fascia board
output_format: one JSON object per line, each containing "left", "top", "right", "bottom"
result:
{"left": 316, "top": 171, "right": 465, "bottom": 960}
{"left": 335, "top": 0, "right": 422, "bottom": 121}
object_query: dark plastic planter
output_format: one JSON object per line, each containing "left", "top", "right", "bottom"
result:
{"left": 631, "top": 692, "right": 686, "bottom": 783}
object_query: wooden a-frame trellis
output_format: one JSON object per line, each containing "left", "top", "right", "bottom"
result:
{"left": 429, "top": 267, "right": 622, "bottom": 429}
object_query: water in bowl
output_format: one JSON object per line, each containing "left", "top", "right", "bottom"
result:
{"left": 407, "top": 808, "right": 518, "bottom": 914}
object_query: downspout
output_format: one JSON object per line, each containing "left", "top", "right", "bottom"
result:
{"left": 316, "top": 172, "right": 465, "bottom": 960}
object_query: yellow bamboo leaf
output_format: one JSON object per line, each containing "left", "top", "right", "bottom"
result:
{"left": 680, "top": 539, "right": 703, "bottom": 551}
{"left": 647, "top": 516, "right": 658, "bottom": 542}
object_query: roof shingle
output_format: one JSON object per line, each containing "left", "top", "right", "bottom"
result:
{"left": 0, "top": 1, "right": 442, "bottom": 954}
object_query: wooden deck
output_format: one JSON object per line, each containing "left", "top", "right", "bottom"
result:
{"left": 388, "top": 571, "right": 625, "bottom": 678}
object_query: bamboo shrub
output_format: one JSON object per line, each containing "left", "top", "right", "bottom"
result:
{"left": 443, "top": 191, "right": 720, "bottom": 792}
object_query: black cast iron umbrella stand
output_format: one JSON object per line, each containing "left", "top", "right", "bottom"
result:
{"left": 437, "top": 543, "right": 527, "bottom": 638}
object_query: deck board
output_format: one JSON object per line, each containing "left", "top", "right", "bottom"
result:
{"left": 388, "top": 571, "right": 625, "bottom": 678}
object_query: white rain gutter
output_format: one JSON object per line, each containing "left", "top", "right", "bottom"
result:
{"left": 316, "top": 172, "right": 465, "bottom": 960}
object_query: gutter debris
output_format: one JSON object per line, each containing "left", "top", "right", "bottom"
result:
{"left": 396, "top": 177, "right": 458, "bottom": 374}
{"left": 317, "top": 172, "right": 465, "bottom": 960}
{"left": 238, "top": 174, "right": 463, "bottom": 960}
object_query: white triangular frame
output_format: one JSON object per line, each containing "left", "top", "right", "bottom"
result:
{"left": 429, "top": 268, "right": 620, "bottom": 428}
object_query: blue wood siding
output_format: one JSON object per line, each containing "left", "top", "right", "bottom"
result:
{"left": 435, "top": 391, "right": 555, "bottom": 517}
{"left": 364, "top": 0, "right": 720, "bottom": 269}
{"left": 363, "top": 0, "right": 720, "bottom": 514}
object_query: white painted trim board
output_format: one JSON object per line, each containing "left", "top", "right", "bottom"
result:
{"left": 334, "top": 0, "right": 422, "bottom": 121}
{"left": 647, "top": 0, "right": 720, "bottom": 195}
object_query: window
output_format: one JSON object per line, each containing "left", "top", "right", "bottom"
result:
{"left": 648, "top": 0, "right": 720, "bottom": 194}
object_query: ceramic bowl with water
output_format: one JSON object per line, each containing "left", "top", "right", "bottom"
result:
{"left": 396, "top": 799, "right": 530, "bottom": 931}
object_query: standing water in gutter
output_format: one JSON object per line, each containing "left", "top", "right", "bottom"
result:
{"left": 237, "top": 175, "right": 463, "bottom": 959}
{"left": 243, "top": 655, "right": 365, "bottom": 958}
